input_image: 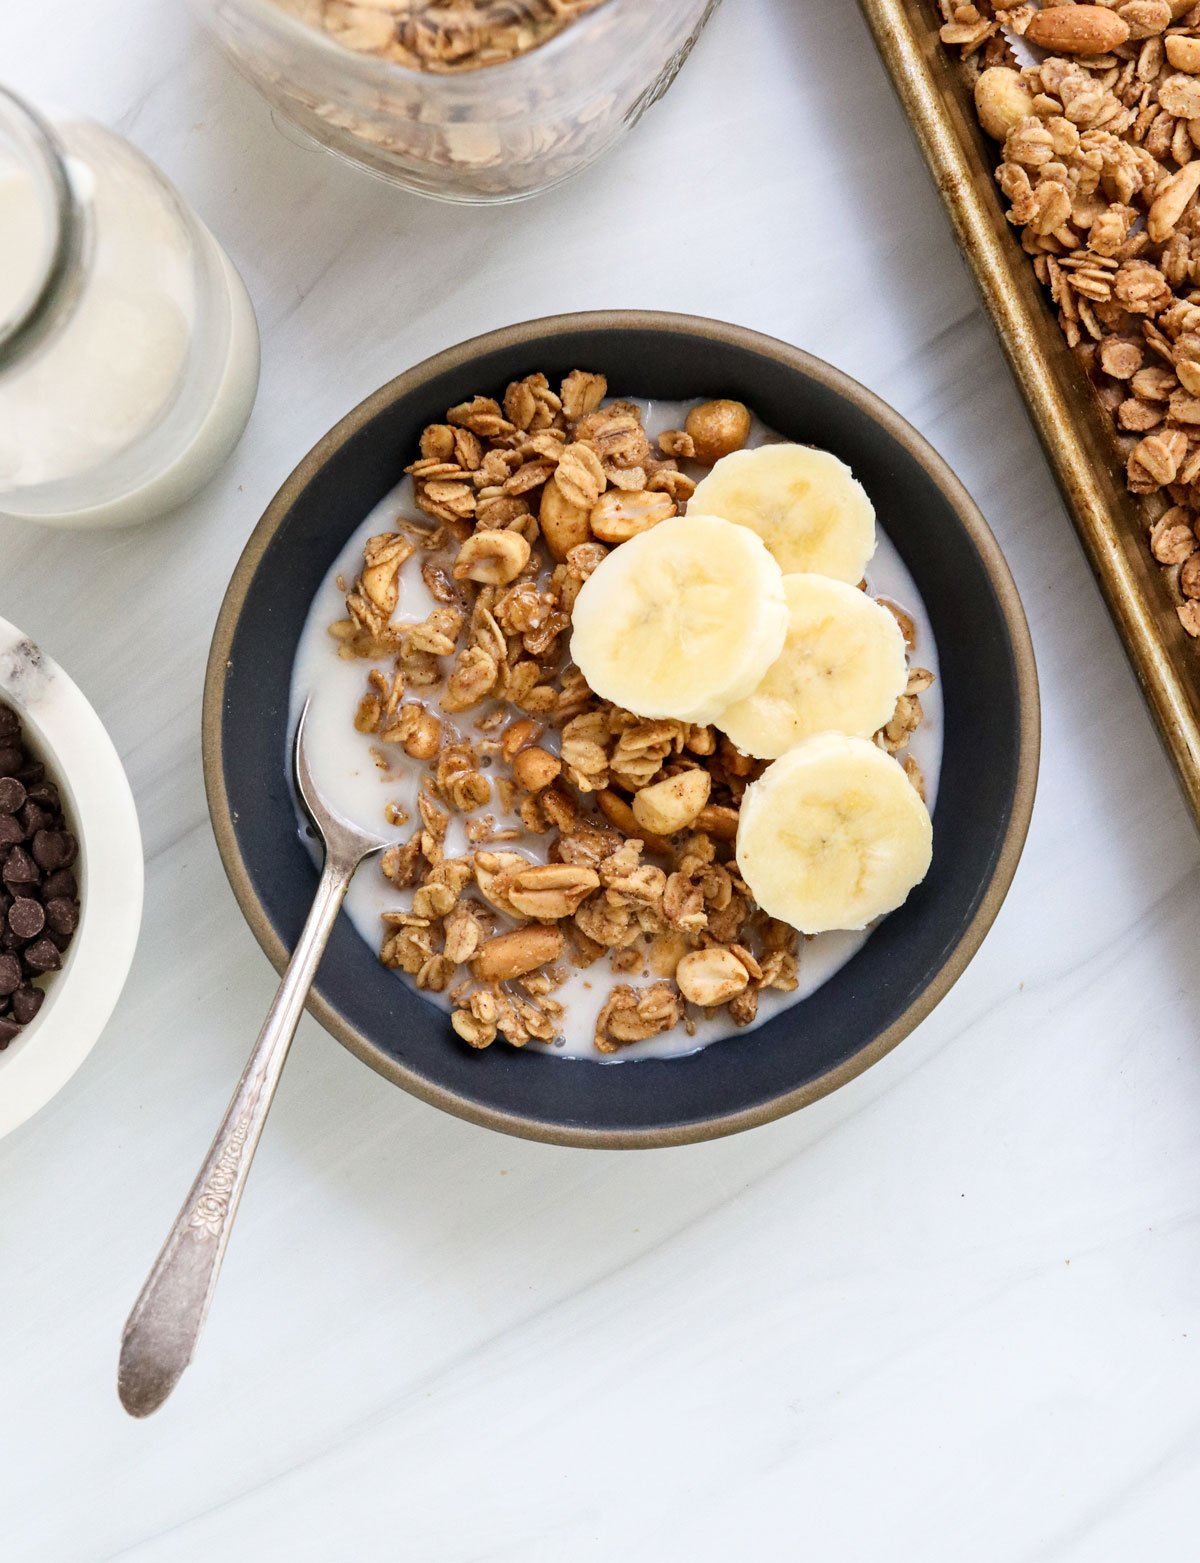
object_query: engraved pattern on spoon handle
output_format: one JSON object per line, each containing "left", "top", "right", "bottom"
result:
{"left": 117, "top": 851, "right": 354, "bottom": 1417}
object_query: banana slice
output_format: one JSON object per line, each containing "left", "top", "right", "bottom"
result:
{"left": 689, "top": 444, "right": 876, "bottom": 582}
{"left": 718, "top": 574, "right": 908, "bottom": 759}
{"left": 737, "top": 733, "right": 932, "bottom": 934}
{"left": 570, "top": 513, "right": 788, "bottom": 724}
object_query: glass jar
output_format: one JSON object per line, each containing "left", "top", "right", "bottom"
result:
{"left": 0, "top": 88, "right": 261, "bottom": 529}
{"left": 193, "top": 0, "right": 721, "bottom": 203}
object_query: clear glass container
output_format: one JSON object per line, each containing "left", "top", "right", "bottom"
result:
{"left": 0, "top": 88, "right": 261, "bottom": 529}
{"left": 193, "top": 0, "right": 721, "bottom": 203}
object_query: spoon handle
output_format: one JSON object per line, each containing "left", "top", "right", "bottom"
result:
{"left": 118, "top": 852, "right": 353, "bottom": 1417}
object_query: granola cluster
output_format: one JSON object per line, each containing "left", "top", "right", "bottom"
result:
{"left": 330, "top": 373, "right": 931, "bottom": 1054}
{"left": 938, "top": 0, "right": 1200, "bottom": 639}
{"left": 302, "top": 0, "right": 608, "bottom": 72}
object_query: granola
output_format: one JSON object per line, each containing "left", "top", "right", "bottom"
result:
{"left": 293, "top": 0, "right": 609, "bottom": 72}
{"left": 328, "top": 376, "right": 935, "bottom": 1055}
{"left": 937, "top": 0, "right": 1200, "bottom": 639}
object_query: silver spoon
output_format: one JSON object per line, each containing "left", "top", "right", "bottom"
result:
{"left": 118, "top": 699, "right": 393, "bottom": 1417}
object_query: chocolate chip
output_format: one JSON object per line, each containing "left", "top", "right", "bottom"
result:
{"left": 20, "top": 802, "right": 50, "bottom": 836}
{"left": 11, "top": 985, "right": 42, "bottom": 1025}
{"left": 0, "top": 953, "right": 20, "bottom": 995}
{"left": 43, "top": 897, "right": 78, "bottom": 937}
{"left": 0, "top": 707, "right": 80, "bottom": 1037}
{"left": 2, "top": 846, "right": 38, "bottom": 885}
{"left": 0, "top": 777, "right": 25, "bottom": 814}
{"left": 22, "top": 937, "right": 60, "bottom": 974}
{"left": 8, "top": 897, "right": 44, "bottom": 940}
{"left": 42, "top": 869, "right": 76, "bottom": 900}
{"left": 31, "top": 830, "right": 77, "bottom": 871}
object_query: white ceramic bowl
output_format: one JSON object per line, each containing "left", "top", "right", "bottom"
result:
{"left": 0, "top": 616, "right": 143, "bottom": 1138}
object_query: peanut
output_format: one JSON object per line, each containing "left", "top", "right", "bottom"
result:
{"left": 589, "top": 488, "right": 675, "bottom": 544}
{"left": 1023, "top": 4, "right": 1130, "bottom": 53}
{"left": 684, "top": 400, "right": 752, "bottom": 465}
{"left": 512, "top": 745, "right": 561, "bottom": 792}
{"left": 470, "top": 925, "right": 564, "bottom": 983}
{"left": 453, "top": 528, "right": 530, "bottom": 586}
{"left": 675, "top": 947, "right": 750, "bottom": 1008}
{"left": 539, "top": 481, "right": 592, "bottom": 561}
{"left": 1166, "top": 34, "right": 1200, "bottom": 71}
{"left": 401, "top": 704, "right": 441, "bottom": 761}
{"left": 504, "top": 864, "right": 599, "bottom": 920}
{"left": 974, "top": 67, "right": 1035, "bottom": 142}
{"left": 632, "top": 769, "right": 711, "bottom": 835}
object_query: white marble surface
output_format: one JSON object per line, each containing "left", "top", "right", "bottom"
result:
{"left": 4, "top": 1, "right": 1200, "bottom": 1558}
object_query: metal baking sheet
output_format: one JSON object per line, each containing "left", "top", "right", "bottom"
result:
{"left": 860, "top": 0, "right": 1200, "bottom": 830}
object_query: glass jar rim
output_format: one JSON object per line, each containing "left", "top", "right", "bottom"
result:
{"left": 0, "top": 86, "right": 83, "bottom": 363}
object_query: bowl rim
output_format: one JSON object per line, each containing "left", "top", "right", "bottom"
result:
{"left": 202, "top": 309, "right": 1040, "bottom": 1149}
{"left": 0, "top": 616, "right": 143, "bottom": 1139}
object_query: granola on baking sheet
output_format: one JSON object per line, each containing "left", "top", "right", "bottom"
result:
{"left": 937, "top": 0, "right": 1200, "bottom": 641}
{"left": 328, "top": 375, "right": 933, "bottom": 1054}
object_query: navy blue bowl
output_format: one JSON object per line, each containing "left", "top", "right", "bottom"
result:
{"left": 203, "top": 312, "right": 1038, "bottom": 1147}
